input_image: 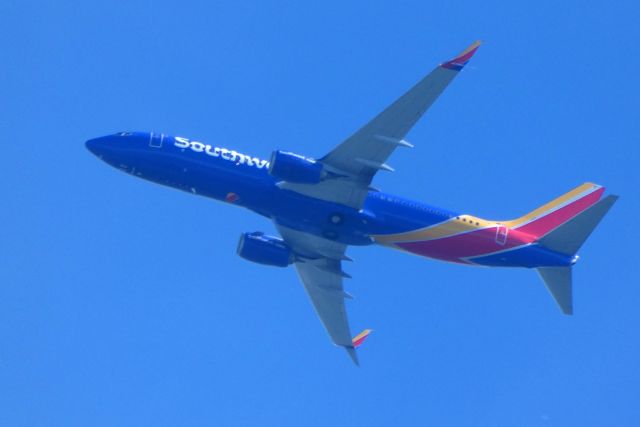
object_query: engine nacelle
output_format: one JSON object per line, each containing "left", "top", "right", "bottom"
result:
{"left": 268, "top": 150, "right": 324, "bottom": 184}
{"left": 236, "top": 232, "right": 294, "bottom": 267}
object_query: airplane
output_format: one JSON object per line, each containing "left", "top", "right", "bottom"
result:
{"left": 86, "top": 41, "right": 617, "bottom": 365}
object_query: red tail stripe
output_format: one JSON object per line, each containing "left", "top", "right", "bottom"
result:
{"left": 517, "top": 187, "right": 604, "bottom": 237}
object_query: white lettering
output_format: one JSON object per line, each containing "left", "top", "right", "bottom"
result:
{"left": 191, "top": 141, "right": 205, "bottom": 152}
{"left": 254, "top": 159, "right": 269, "bottom": 169}
{"left": 220, "top": 148, "right": 232, "bottom": 161}
{"left": 175, "top": 136, "right": 190, "bottom": 148}
{"left": 205, "top": 145, "right": 220, "bottom": 157}
{"left": 173, "top": 137, "right": 269, "bottom": 170}
{"left": 230, "top": 151, "right": 245, "bottom": 164}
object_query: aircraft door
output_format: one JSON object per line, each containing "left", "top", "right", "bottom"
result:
{"left": 495, "top": 224, "right": 508, "bottom": 245}
{"left": 149, "top": 132, "right": 164, "bottom": 148}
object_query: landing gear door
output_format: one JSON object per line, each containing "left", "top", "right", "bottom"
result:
{"left": 495, "top": 225, "right": 508, "bottom": 246}
{"left": 149, "top": 132, "right": 164, "bottom": 148}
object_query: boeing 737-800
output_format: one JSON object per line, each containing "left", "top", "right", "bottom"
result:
{"left": 86, "top": 41, "right": 617, "bottom": 365}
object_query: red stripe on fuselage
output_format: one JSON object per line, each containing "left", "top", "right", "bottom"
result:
{"left": 394, "top": 187, "right": 604, "bottom": 262}
{"left": 515, "top": 187, "right": 604, "bottom": 237}
{"left": 396, "top": 227, "right": 534, "bottom": 262}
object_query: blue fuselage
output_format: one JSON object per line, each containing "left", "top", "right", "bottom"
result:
{"left": 86, "top": 132, "right": 574, "bottom": 268}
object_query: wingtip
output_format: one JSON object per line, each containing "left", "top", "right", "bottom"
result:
{"left": 441, "top": 40, "right": 482, "bottom": 71}
{"left": 352, "top": 329, "right": 372, "bottom": 348}
{"left": 343, "top": 329, "right": 373, "bottom": 366}
{"left": 345, "top": 346, "right": 360, "bottom": 366}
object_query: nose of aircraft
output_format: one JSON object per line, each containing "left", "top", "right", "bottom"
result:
{"left": 85, "top": 136, "right": 108, "bottom": 156}
{"left": 86, "top": 132, "right": 142, "bottom": 158}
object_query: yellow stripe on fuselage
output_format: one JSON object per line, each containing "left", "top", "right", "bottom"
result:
{"left": 372, "top": 183, "right": 600, "bottom": 244}
{"left": 373, "top": 215, "right": 492, "bottom": 244}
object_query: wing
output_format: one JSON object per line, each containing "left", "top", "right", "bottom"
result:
{"left": 280, "top": 40, "right": 481, "bottom": 209}
{"left": 276, "top": 224, "right": 362, "bottom": 365}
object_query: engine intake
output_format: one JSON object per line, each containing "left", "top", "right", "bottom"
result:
{"left": 268, "top": 150, "right": 324, "bottom": 184}
{"left": 237, "top": 232, "right": 294, "bottom": 267}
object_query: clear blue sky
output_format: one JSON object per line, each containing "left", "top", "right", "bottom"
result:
{"left": 1, "top": 1, "right": 638, "bottom": 425}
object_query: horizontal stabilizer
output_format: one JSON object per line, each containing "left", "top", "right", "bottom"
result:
{"left": 538, "top": 195, "right": 618, "bottom": 256}
{"left": 537, "top": 266, "right": 573, "bottom": 315}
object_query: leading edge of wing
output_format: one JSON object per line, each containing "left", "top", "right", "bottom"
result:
{"left": 319, "top": 40, "right": 482, "bottom": 186}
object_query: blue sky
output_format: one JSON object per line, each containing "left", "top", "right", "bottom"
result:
{"left": 1, "top": 1, "right": 638, "bottom": 425}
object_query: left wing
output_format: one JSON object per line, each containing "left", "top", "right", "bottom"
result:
{"left": 280, "top": 41, "right": 481, "bottom": 209}
{"left": 276, "top": 224, "right": 363, "bottom": 365}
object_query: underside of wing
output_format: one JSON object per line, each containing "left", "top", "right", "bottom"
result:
{"left": 294, "top": 258, "right": 353, "bottom": 347}
{"left": 321, "top": 41, "right": 481, "bottom": 183}
{"left": 276, "top": 224, "right": 363, "bottom": 365}
{"left": 279, "top": 41, "right": 481, "bottom": 209}
{"left": 278, "top": 179, "right": 370, "bottom": 210}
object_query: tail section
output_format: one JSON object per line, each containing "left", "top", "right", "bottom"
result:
{"left": 537, "top": 194, "right": 618, "bottom": 256}
{"left": 534, "top": 193, "right": 618, "bottom": 315}
{"left": 506, "top": 183, "right": 605, "bottom": 238}
{"left": 537, "top": 267, "right": 573, "bottom": 314}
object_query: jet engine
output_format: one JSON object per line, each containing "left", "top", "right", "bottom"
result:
{"left": 268, "top": 150, "right": 324, "bottom": 184}
{"left": 236, "top": 232, "right": 294, "bottom": 267}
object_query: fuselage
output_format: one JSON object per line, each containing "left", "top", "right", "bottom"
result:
{"left": 86, "top": 132, "right": 575, "bottom": 268}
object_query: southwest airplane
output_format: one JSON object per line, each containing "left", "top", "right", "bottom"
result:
{"left": 86, "top": 41, "right": 617, "bottom": 365}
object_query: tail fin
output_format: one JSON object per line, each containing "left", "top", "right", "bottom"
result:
{"left": 507, "top": 183, "right": 605, "bottom": 238}
{"left": 538, "top": 195, "right": 618, "bottom": 256}
{"left": 535, "top": 194, "right": 618, "bottom": 315}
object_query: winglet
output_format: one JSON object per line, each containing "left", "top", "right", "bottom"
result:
{"left": 441, "top": 40, "right": 482, "bottom": 71}
{"left": 352, "top": 329, "right": 372, "bottom": 348}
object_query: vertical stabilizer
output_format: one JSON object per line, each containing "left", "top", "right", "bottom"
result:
{"left": 537, "top": 267, "right": 573, "bottom": 315}
{"left": 506, "top": 183, "right": 604, "bottom": 237}
{"left": 537, "top": 195, "right": 618, "bottom": 255}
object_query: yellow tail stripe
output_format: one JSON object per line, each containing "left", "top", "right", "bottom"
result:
{"left": 503, "top": 182, "right": 599, "bottom": 228}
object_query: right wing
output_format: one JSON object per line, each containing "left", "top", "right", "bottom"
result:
{"left": 280, "top": 41, "right": 481, "bottom": 208}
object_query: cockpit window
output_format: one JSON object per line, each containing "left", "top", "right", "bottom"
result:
{"left": 118, "top": 131, "right": 133, "bottom": 136}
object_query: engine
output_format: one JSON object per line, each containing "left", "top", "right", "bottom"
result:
{"left": 236, "top": 232, "right": 294, "bottom": 267}
{"left": 268, "top": 150, "right": 324, "bottom": 184}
